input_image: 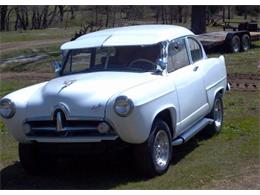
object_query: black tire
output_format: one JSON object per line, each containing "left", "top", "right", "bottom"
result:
{"left": 134, "top": 119, "right": 172, "bottom": 177}
{"left": 19, "top": 143, "right": 40, "bottom": 174}
{"left": 205, "top": 94, "right": 224, "bottom": 137}
{"left": 241, "top": 34, "right": 251, "bottom": 52}
{"left": 229, "top": 35, "right": 241, "bottom": 53}
{"left": 19, "top": 143, "right": 54, "bottom": 175}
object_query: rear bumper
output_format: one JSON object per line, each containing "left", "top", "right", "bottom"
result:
{"left": 226, "top": 82, "right": 231, "bottom": 91}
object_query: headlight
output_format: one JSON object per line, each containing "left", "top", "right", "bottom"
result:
{"left": 0, "top": 98, "right": 16, "bottom": 119}
{"left": 114, "top": 96, "right": 134, "bottom": 117}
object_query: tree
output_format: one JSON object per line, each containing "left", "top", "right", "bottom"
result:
{"left": 0, "top": 6, "right": 8, "bottom": 31}
{"left": 191, "top": 6, "right": 206, "bottom": 34}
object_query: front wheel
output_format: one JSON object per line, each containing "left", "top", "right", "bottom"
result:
{"left": 134, "top": 119, "right": 172, "bottom": 177}
{"left": 19, "top": 143, "right": 40, "bottom": 174}
{"left": 19, "top": 143, "right": 55, "bottom": 175}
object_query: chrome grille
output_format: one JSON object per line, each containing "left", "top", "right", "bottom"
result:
{"left": 25, "top": 120, "right": 115, "bottom": 137}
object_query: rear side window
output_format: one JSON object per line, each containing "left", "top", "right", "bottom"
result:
{"left": 188, "top": 38, "right": 203, "bottom": 63}
{"left": 167, "top": 38, "right": 189, "bottom": 72}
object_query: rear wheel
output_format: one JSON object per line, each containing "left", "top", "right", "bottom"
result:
{"left": 134, "top": 119, "right": 172, "bottom": 177}
{"left": 205, "top": 95, "right": 224, "bottom": 137}
{"left": 241, "top": 34, "right": 251, "bottom": 52}
{"left": 229, "top": 35, "right": 241, "bottom": 53}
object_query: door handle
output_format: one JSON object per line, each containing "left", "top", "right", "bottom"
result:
{"left": 193, "top": 66, "right": 199, "bottom": 71}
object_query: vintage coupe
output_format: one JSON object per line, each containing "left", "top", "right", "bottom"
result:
{"left": 0, "top": 25, "right": 228, "bottom": 176}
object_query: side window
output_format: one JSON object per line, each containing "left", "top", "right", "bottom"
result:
{"left": 188, "top": 38, "right": 203, "bottom": 63}
{"left": 63, "top": 49, "right": 91, "bottom": 74}
{"left": 167, "top": 38, "right": 189, "bottom": 72}
{"left": 95, "top": 47, "right": 116, "bottom": 66}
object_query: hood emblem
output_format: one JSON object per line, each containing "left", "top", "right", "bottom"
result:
{"left": 58, "top": 79, "right": 77, "bottom": 94}
{"left": 64, "top": 80, "right": 76, "bottom": 87}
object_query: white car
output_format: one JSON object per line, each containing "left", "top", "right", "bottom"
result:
{"left": 0, "top": 25, "right": 228, "bottom": 176}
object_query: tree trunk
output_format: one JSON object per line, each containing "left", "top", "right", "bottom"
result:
{"left": 169, "top": 6, "right": 174, "bottom": 24}
{"left": 95, "top": 6, "right": 98, "bottom": 26}
{"left": 48, "top": 6, "right": 58, "bottom": 26}
{"left": 178, "top": 6, "right": 183, "bottom": 23}
{"left": 112, "top": 7, "right": 117, "bottom": 27}
{"left": 42, "top": 6, "right": 49, "bottom": 28}
{"left": 191, "top": 6, "right": 206, "bottom": 34}
{"left": 161, "top": 6, "right": 165, "bottom": 24}
{"left": 70, "top": 6, "right": 75, "bottom": 19}
{"left": 6, "top": 7, "right": 14, "bottom": 31}
{"left": 227, "top": 6, "right": 231, "bottom": 20}
{"left": 58, "top": 6, "right": 64, "bottom": 22}
{"left": 222, "top": 6, "right": 225, "bottom": 22}
{"left": 155, "top": 7, "right": 160, "bottom": 23}
{"left": 0, "top": 6, "right": 8, "bottom": 31}
{"left": 105, "top": 6, "right": 109, "bottom": 27}
{"left": 244, "top": 7, "right": 248, "bottom": 20}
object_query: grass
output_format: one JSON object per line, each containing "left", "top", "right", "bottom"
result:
{"left": 0, "top": 27, "right": 78, "bottom": 43}
{"left": 208, "top": 40, "right": 260, "bottom": 74}
{"left": 0, "top": 80, "right": 35, "bottom": 98}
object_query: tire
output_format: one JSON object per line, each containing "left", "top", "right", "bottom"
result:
{"left": 19, "top": 143, "right": 53, "bottom": 175}
{"left": 205, "top": 95, "right": 224, "bottom": 137}
{"left": 229, "top": 35, "right": 241, "bottom": 53}
{"left": 134, "top": 119, "right": 172, "bottom": 177}
{"left": 241, "top": 34, "right": 251, "bottom": 52}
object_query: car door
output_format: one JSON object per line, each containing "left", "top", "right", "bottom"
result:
{"left": 167, "top": 37, "right": 208, "bottom": 134}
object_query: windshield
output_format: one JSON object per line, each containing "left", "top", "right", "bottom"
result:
{"left": 62, "top": 44, "right": 162, "bottom": 75}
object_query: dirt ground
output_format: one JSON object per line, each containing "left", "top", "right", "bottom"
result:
{"left": 228, "top": 73, "right": 260, "bottom": 90}
{"left": 1, "top": 72, "right": 54, "bottom": 82}
{"left": 202, "top": 162, "right": 260, "bottom": 189}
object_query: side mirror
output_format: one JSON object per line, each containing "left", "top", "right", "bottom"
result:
{"left": 52, "top": 61, "right": 62, "bottom": 77}
{"left": 154, "top": 58, "right": 166, "bottom": 75}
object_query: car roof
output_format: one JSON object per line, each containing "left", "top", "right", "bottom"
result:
{"left": 61, "top": 25, "right": 194, "bottom": 50}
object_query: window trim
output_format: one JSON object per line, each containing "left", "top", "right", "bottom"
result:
{"left": 61, "top": 48, "right": 95, "bottom": 76}
{"left": 185, "top": 36, "right": 204, "bottom": 64}
{"left": 167, "top": 36, "right": 191, "bottom": 73}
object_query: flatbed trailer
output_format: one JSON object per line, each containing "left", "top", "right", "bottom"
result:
{"left": 198, "top": 30, "right": 260, "bottom": 53}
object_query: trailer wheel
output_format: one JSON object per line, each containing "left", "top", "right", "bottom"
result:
{"left": 229, "top": 35, "right": 241, "bottom": 53}
{"left": 241, "top": 34, "right": 251, "bottom": 52}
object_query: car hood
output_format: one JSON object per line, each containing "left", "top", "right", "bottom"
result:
{"left": 26, "top": 71, "right": 158, "bottom": 120}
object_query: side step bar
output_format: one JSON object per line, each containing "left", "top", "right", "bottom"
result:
{"left": 172, "top": 118, "right": 214, "bottom": 146}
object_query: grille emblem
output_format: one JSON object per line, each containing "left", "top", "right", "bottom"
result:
{"left": 56, "top": 111, "right": 64, "bottom": 132}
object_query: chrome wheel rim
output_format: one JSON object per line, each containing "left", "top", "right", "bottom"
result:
{"left": 213, "top": 99, "right": 223, "bottom": 131}
{"left": 153, "top": 130, "right": 170, "bottom": 169}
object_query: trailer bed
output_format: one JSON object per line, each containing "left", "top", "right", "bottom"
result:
{"left": 198, "top": 31, "right": 260, "bottom": 50}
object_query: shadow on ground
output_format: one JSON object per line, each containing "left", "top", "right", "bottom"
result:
{"left": 0, "top": 136, "right": 203, "bottom": 190}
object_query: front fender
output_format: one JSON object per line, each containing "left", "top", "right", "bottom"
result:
{"left": 2, "top": 82, "right": 47, "bottom": 143}
{"left": 105, "top": 89, "right": 179, "bottom": 144}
